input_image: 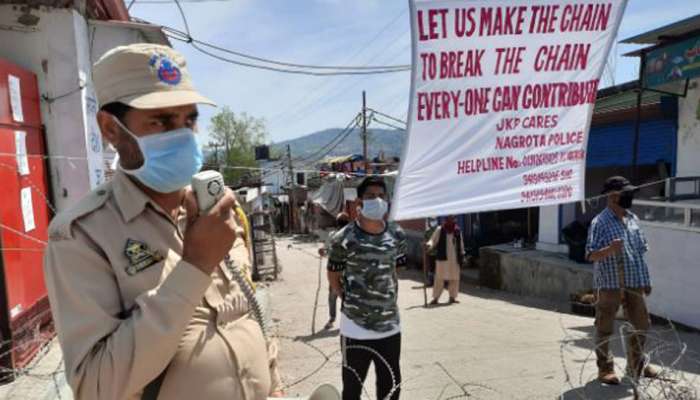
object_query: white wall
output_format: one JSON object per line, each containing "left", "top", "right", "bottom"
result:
{"left": 642, "top": 223, "right": 700, "bottom": 329}
{"left": 537, "top": 205, "right": 568, "bottom": 253}
{"left": 261, "top": 160, "right": 286, "bottom": 194}
{"left": 677, "top": 78, "right": 700, "bottom": 177}
{"left": 260, "top": 160, "right": 311, "bottom": 194}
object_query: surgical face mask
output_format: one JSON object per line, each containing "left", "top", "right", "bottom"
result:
{"left": 618, "top": 192, "right": 634, "bottom": 209}
{"left": 360, "top": 198, "right": 388, "bottom": 221}
{"left": 114, "top": 117, "right": 203, "bottom": 193}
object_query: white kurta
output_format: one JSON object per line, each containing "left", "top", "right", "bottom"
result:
{"left": 429, "top": 227, "right": 461, "bottom": 281}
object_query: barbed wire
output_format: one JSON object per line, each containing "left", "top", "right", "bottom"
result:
{"left": 0, "top": 335, "right": 66, "bottom": 400}
{"left": 560, "top": 287, "right": 700, "bottom": 400}
{"left": 0, "top": 151, "right": 695, "bottom": 399}
{"left": 280, "top": 239, "right": 700, "bottom": 400}
{"left": 0, "top": 162, "right": 58, "bottom": 215}
{"left": 0, "top": 151, "right": 399, "bottom": 177}
{"left": 0, "top": 236, "right": 699, "bottom": 399}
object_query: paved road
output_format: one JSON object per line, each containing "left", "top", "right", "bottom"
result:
{"left": 272, "top": 236, "right": 700, "bottom": 400}
{"left": 3, "top": 235, "right": 699, "bottom": 399}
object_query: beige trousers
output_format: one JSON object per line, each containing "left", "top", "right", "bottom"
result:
{"left": 433, "top": 278, "right": 459, "bottom": 300}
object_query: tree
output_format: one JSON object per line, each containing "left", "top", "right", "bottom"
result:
{"left": 206, "top": 106, "right": 268, "bottom": 185}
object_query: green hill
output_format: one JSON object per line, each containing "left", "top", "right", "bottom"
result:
{"left": 270, "top": 127, "right": 406, "bottom": 161}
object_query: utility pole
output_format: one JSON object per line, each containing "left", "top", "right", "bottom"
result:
{"left": 362, "top": 90, "right": 369, "bottom": 174}
{"left": 286, "top": 144, "right": 295, "bottom": 233}
{"left": 631, "top": 50, "right": 647, "bottom": 184}
{"left": 213, "top": 143, "right": 220, "bottom": 171}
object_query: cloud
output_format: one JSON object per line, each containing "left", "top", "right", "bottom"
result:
{"left": 128, "top": 0, "right": 700, "bottom": 145}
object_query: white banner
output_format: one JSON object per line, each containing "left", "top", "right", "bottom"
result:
{"left": 392, "top": 0, "right": 627, "bottom": 220}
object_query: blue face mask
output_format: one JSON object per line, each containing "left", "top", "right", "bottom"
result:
{"left": 114, "top": 117, "right": 203, "bottom": 193}
{"left": 360, "top": 198, "right": 388, "bottom": 221}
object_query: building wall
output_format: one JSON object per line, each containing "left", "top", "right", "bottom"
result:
{"left": 479, "top": 245, "right": 593, "bottom": 303}
{"left": 90, "top": 23, "right": 149, "bottom": 63}
{"left": 0, "top": 7, "right": 96, "bottom": 212}
{"left": 261, "top": 161, "right": 286, "bottom": 194}
{"left": 677, "top": 78, "right": 700, "bottom": 177}
{"left": 0, "top": 8, "right": 168, "bottom": 212}
{"left": 642, "top": 223, "right": 700, "bottom": 329}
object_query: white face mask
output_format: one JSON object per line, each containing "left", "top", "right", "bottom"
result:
{"left": 360, "top": 198, "right": 388, "bottom": 221}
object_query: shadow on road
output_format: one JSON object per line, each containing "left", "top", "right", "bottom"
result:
{"left": 294, "top": 329, "right": 340, "bottom": 343}
{"left": 559, "top": 379, "right": 634, "bottom": 400}
{"left": 398, "top": 267, "right": 700, "bottom": 379}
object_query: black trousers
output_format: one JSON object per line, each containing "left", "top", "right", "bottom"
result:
{"left": 341, "top": 333, "right": 402, "bottom": 400}
{"left": 329, "top": 289, "right": 339, "bottom": 321}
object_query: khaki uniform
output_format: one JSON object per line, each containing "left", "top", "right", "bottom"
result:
{"left": 43, "top": 170, "right": 282, "bottom": 400}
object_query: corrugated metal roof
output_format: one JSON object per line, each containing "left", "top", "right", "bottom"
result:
{"left": 322, "top": 154, "right": 363, "bottom": 164}
{"left": 593, "top": 89, "right": 662, "bottom": 115}
{"left": 621, "top": 14, "right": 700, "bottom": 45}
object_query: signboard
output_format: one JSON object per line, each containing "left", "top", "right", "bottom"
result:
{"left": 644, "top": 36, "right": 700, "bottom": 88}
{"left": 392, "top": 0, "right": 627, "bottom": 220}
{"left": 81, "top": 83, "right": 105, "bottom": 189}
{"left": 14, "top": 130, "right": 29, "bottom": 176}
{"left": 8, "top": 75, "right": 24, "bottom": 123}
{"left": 20, "top": 187, "right": 35, "bottom": 232}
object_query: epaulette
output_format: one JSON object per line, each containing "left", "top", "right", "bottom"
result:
{"left": 48, "top": 181, "right": 113, "bottom": 241}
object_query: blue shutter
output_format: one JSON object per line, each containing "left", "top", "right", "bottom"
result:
{"left": 586, "top": 119, "right": 676, "bottom": 168}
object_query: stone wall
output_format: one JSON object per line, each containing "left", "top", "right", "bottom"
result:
{"left": 479, "top": 245, "right": 594, "bottom": 303}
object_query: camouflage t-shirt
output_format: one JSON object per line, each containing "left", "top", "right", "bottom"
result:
{"left": 328, "top": 222, "right": 407, "bottom": 333}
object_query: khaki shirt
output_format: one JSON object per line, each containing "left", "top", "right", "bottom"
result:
{"left": 43, "top": 170, "right": 282, "bottom": 400}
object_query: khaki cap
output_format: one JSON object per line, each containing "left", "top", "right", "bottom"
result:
{"left": 93, "top": 43, "right": 215, "bottom": 109}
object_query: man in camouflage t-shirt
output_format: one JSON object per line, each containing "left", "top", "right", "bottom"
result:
{"left": 328, "top": 177, "right": 406, "bottom": 400}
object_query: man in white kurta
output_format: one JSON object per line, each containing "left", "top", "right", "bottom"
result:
{"left": 427, "top": 216, "right": 464, "bottom": 305}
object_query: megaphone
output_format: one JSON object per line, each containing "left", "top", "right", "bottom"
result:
{"left": 270, "top": 384, "right": 341, "bottom": 400}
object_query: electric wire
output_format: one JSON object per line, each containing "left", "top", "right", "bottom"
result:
{"left": 157, "top": 2, "right": 411, "bottom": 76}
{"left": 292, "top": 114, "right": 361, "bottom": 164}
{"left": 371, "top": 116, "right": 406, "bottom": 131}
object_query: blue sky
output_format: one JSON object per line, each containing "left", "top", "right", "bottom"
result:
{"left": 129, "top": 0, "right": 700, "bottom": 145}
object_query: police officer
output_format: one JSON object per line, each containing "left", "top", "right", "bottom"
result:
{"left": 43, "top": 44, "right": 283, "bottom": 399}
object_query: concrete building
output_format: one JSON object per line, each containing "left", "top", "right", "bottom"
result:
{"left": 617, "top": 15, "right": 700, "bottom": 330}
{"left": 0, "top": 0, "right": 168, "bottom": 212}
{"left": 484, "top": 15, "right": 700, "bottom": 330}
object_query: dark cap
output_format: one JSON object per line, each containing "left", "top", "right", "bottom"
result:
{"left": 602, "top": 176, "right": 637, "bottom": 194}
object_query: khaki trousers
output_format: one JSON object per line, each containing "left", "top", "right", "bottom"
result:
{"left": 595, "top": 288, "right": 650, "bottom": 375}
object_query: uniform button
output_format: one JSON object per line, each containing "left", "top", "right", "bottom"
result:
{"left": 97, "top": 189, "right": 106, "bottom": 196}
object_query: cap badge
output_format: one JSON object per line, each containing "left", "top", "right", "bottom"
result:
{"left": 149, "top": 53, "right": 182, "bottom": 86}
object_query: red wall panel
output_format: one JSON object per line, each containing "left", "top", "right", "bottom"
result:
{"left": 0, "top": 57, "right": 53, "bottom": 369}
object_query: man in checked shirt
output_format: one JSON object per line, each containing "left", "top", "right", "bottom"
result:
{"left": 586, "top": 176, "right": 659, "bottom": 385}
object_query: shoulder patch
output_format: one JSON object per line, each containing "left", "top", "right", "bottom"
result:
{"left": 330, "top": 223, "right": 354, "bottom": 243}
{"left": 48, "top": 182, "right": 112, "bottom": 241}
